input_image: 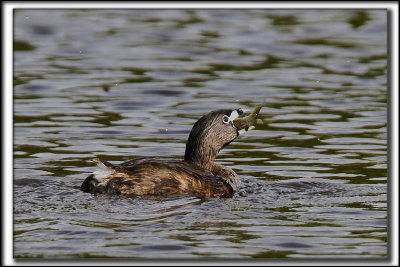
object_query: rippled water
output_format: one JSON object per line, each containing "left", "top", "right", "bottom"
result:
{"left": 13, "top": 9, "right": 387, "bottom": 259}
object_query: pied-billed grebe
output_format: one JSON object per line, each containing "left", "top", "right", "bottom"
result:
{"left": 81, "top": 106, "right": 263, "bottom": 198}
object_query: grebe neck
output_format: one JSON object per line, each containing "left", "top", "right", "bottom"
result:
{"left": 184, "top": 138, "right": 218, "bottom": 171}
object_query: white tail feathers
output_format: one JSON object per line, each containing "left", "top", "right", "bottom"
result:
{"left": 92, "top": 158, "right": 114, "bottom": 182}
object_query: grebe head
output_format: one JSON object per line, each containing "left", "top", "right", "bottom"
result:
{"left": 184, "top": 108, "right": 245, "bottom": 168}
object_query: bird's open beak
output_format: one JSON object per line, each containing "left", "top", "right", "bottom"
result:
{"left": 233, "top": 105, "right": 263, "bottom": 135}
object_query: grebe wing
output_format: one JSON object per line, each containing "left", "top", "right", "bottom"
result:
{"left": 111, "top": 159, "right": 234, "bottom": 198}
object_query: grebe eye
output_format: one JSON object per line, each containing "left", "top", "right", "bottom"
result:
{"left": 222, "top": 115, "right": 230, "bottom": 124}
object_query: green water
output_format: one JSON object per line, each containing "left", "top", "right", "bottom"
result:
{"left": 13, "top": 9, "right": 387, "bottom": 259}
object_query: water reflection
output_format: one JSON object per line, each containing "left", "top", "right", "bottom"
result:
{"left": 13, "top": 9, "right": 387, "bottom": 259}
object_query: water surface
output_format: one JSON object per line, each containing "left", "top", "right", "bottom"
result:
{"left": 13, "top": 9, "right": 387, "bottom": 259}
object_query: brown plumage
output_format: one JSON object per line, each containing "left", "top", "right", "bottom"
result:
{"left": 81, "top": 107, "right": 262, "bottom": 199}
